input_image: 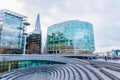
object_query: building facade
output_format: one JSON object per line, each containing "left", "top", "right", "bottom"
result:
{"left": 112, "top": 50, "right": 120, "bottom": 56}
{"left": 0, "top": 9, "right": 28, "bottom": 54}
{"left": 26, "top": 14, "right": 41, "bottom": 54}
{"left": 46, "top": 20, "right": 95, "bottom": 54}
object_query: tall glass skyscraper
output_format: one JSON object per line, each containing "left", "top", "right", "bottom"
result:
{"left": 26, "top": 14, "right": 42, "bottom": 54}
{"left": 46, "top": 20, "right": 95, "bottom": 54}
{"left": 0, "top": 9, "right": 28, "bottom": 54}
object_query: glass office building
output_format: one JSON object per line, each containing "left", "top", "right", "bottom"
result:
{"left": 0, "top": 9, "right": 28, "bottom": 54}
{"left": 26, "top": 34, "right": 41, "bottom": 54}
{"left": 46, "top": 20, "right": 95, "bottom": 54}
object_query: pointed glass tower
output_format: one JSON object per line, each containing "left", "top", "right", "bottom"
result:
{"left": 26, "top": 14, "right": 42, "bottom": 54}
{"left": 33, "top": 14, "right": 41, "bottom": 34}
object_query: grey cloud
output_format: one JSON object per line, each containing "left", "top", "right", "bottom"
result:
{"left": 19, "top": 0, "right": 120, "bottom": 52}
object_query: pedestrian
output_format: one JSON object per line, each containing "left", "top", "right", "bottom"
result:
{"left": 105, "top": 56, "right": 107, "bottom": 61}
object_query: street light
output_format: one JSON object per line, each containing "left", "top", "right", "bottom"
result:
{"left": 23, "top": 22, "right": 30, "bottom": 55}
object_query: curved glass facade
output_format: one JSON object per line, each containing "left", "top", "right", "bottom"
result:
{"left": 46, "top": 20, "right": 95, "bottom": 54}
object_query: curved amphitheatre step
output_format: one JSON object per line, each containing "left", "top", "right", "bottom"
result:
{"left": 48, "top": 64, "right": 102, "bottom": 80}
{"left": 51, "top": 70, "right": 58, "bottom": 80}
{"left": 90, "top": 61, "right": 120, "bottom": 79}
{"left": 57, "top": 68, "right": 66, "bottom": 80}
{"left": 12, "top": 67, "right": 51, "bottom": 80}
{"left": 1, "top": 60, "right": 120, "bottom": 80}
{"left": 47, "top": 66, "right": 65, "bottom": 80}
{"left": 6, "top": 68, "right": 39, "bottom": 80}
{"left": 85, "top": 65, "right": 112, "bottom": 80}
{"left": 75, "top": 64, "right": 100, "bottom": 80}
{"left": 7, "top": 71, "right": 36, "bottom": 80}
{"left": 48, "top": 63, "right": 107, "bottom": 80}
{"left": 55, "top": 68, "right": 64, "bottom": 80}
{"left": 49, "top": 71, "right": 54, "bottom": 80}
{"left": 90, "top": 61, "right": 120, "bottom": 68}
{"left": 49, "top": 65, "right": 71, "bottom": 80}
{"left": 84, "top": 66, "right": 104, "bottom": 80}
{"left": 46, "top": 72, "right": 51, "bottom": 80}
{"left": 0, "top": 68, "right": 33, "bottom": 79}
{"left": 48, "top": 64, "right": 81, "bottom": 80}
{"left": 100, "top": 68, "right": 120, "bottom": 80}
{"left": 52, "top": 69, "right": 62, "bottom": 80}
{"left": 106, "top": 66, "right": 120, "bottom": 72}
{"left": 49, "top": 66, "right": 69, "bottom": 80}
{"left": 67, "top": 65, "right": 81, "bottom": 80}
{"left": 69, "top": 64, "right": 89, "bottom": 80}
{"left": 4, "top": 64, "right": 101, "bottom": 80}
{"left": 91, "top": 61, "right": 120, "bottom": 72}
{"left": 61, "top": 67, "right": 70, "bottom": 80}
{"left": 64, "top": 65, "right": 75, "bottom": 80}
{"left": 47, "top": 67, "right": 63, "bottom": 80}
{"left": 2, "top": 66, "right": 47, "bottom": 80}
{"left": 18, "top": 72, "right": 48, "bottom": 80}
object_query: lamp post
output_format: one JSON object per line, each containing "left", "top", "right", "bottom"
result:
{"left": 23, "top": 22, "right": 30, "bottom": 55}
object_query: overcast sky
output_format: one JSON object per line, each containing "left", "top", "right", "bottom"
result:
{"left": 0, "top": 0, "right": 120, "bottom": 52}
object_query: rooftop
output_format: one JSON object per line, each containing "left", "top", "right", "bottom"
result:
{"left": 0, "top": 9, "right": 27, "bottom": 20}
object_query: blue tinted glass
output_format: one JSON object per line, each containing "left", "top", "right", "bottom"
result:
{"left": 47, "top": 20, "right": 95, "bottom": 54}
{"left": 0, "top": 13, "right": 23, "bottom": 49}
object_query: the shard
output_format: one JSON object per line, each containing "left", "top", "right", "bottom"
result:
{"left": 26, "top": 13, "right": 42, "bottom": 54}
{"left": 33, "top": 14, "right": 41, "bottom": 34}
